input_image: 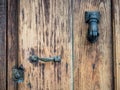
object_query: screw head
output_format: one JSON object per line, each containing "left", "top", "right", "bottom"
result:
{"left": 29, "top": 55, "right": 39, "bottom": 63}
{"left": 54, "top": 56, "right": 61, "bottom": 62}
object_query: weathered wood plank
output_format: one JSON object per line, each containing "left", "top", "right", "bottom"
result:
{"left": 112, "top": 0, "right": 120, "bottom": 90}
{"left": 0, "top": 0, "right": 6, "bottom": 90}
{"left": 18, "top": 0, "right": 72, "bottom": 90}
{"left": 8, "top": 0, "right": 18, "bottom": 90}
{"left": 73, "top": 0, "right": 113, "bottom": 90}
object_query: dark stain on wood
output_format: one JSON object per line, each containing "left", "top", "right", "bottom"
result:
{"left": 27, "top": 82, "right": 32, "bottom": 89}
{"left": 61, "top": 46, "right": 64, "bottom": 58}
{"left": 54, "top": 62, "right": 56, "bottom": 82}
{"left": 54, "top": 32, "right": 56, "bottom": 53}
{"left": 38, "top": 0, "right": 41, "bottom": 16}
{"left": 30, "top": 48, "right": 35, "bottom": 55}
{"left": 50, "top": 31, "right": 53, "bottom": 46}
{"left": 54, "top": 18, "right": 57, "bottom": 30}
{"left": 66, "top": 63, "right": 68, "bottom": 74}
{"left": 28, "top": 73, "right": 30, "bottom": 77}
{"left": 57, "top": 62, "right": 61, "bottom": 83}
{"left": 92, "top": 63, "right": 95, "bottom": 70}
{"left": 77, "top": 68, "right": 80, "bottom": 89}
{"left": 43, "top": 27, "right": 45, "bottom": 42}
{"left": 46, "top": 29, "right": 49, "bottom": 46}
{"left": 61, "top": 23, "right": 64, "bottom": 31}
{"left": 36, "top": 78, "right": 38, "bottom": 90}
{"left": 43, "top": 0, "right": 50, "bottom": 24}
{"left": 22, "top": 8, "right": 24, "bottom": 20}
{"left": 22, "top": 49, "right": 25, "bottom": 59}
{"left": 41, "top": 63, "right": 45, "bottom": 85}
{"left": 35, "top": 14, "right": 38, "bottom": 25}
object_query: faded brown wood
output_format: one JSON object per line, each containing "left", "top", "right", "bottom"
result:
{"left": 18, "top": 0, "right": 72, "bottom": 90}
{"left": 112, "top": 0, "right": 120, "bottom": 90}
{"left": 7, "top": 0, "right": 18, "bottom": 90}
{"left": 0, "top": 0, "right": 6, "bottom": 90}
{"left": 73, "top": 0, "right": 113, "bottom": 90}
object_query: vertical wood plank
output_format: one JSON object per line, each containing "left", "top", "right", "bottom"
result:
{"left": 18, "top": 0, "right": 72, "bottom": 90}
{"left": 8, "top": 0, "right": 18, "bottom": 90}
{"left": 112, "top": 0, "right": 120, "bottom": 90}
{"left": 73, "top": 0, "right": 113, "bottom": 90}
{"left": 0, "top": 0, "right": 6, "bottom": 90}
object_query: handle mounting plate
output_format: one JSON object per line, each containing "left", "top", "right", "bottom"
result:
{"left": 12, "top": 65, "right": 24, "bottom": 83}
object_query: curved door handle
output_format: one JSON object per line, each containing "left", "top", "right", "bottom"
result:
{"left": 85, "top": 11, "right": 100, "bottom": 43}
{"left": 29, "top": 55, "right": 61, "bottom": 63}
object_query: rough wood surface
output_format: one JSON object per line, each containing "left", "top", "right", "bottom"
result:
{"left": 7, "top": 0, "right": 18, "bottom": 90}
{"left": 18, "top": 0, "right": 72, "bottom": 90}
{"left": 112, "top": 0, "right": 120, "bottom": 90}
{"left": 73, "top": 0, "right": 113, "bottom": 90}
{"left": 0, "top": 0, "right": 6, "bottom": 90}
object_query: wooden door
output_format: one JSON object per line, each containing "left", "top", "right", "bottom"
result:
{"left": 73, "top": 0, "right": 113, "bottom": 90}
{"left": 6, "top": 0, "right": 120, "bottom": 90}
{"left": 18, "top": 0, "right": 72, "bottom": 90}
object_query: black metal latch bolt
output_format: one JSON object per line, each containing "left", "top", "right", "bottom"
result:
{"left": 29, "top": 55, "right": 61, "bottom": 63}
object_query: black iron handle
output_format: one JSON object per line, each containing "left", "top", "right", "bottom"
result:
{"left": 29, "top": 55, "right": 61, "bottom": 63}
{"left": 85, "top": 11, "right": 100, "bottom": 43}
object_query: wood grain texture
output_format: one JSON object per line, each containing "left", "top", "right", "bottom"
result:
{"left": 73, "top": 0, "right": 113, "bottom": 90}
{"left": 112, "top": 0, "right": 120, "bottom": 90}
{"left": 0, "top": 0, "right": 6, "bottom": 90}
{"left": 7, "top": 0, "right": 18, "bottom": 90}
{"left": 18, "top": 0, "right": 72, "bottom": 90}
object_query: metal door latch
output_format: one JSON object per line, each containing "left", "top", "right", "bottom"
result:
{"left": 12, "top": 65, "right": 24, "bottom": 83}
{"left": 85, "top": 11, "right": 100, "bottom": 43}
{"left": 29, "top": 55, "right": 61, "bottom": 63}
